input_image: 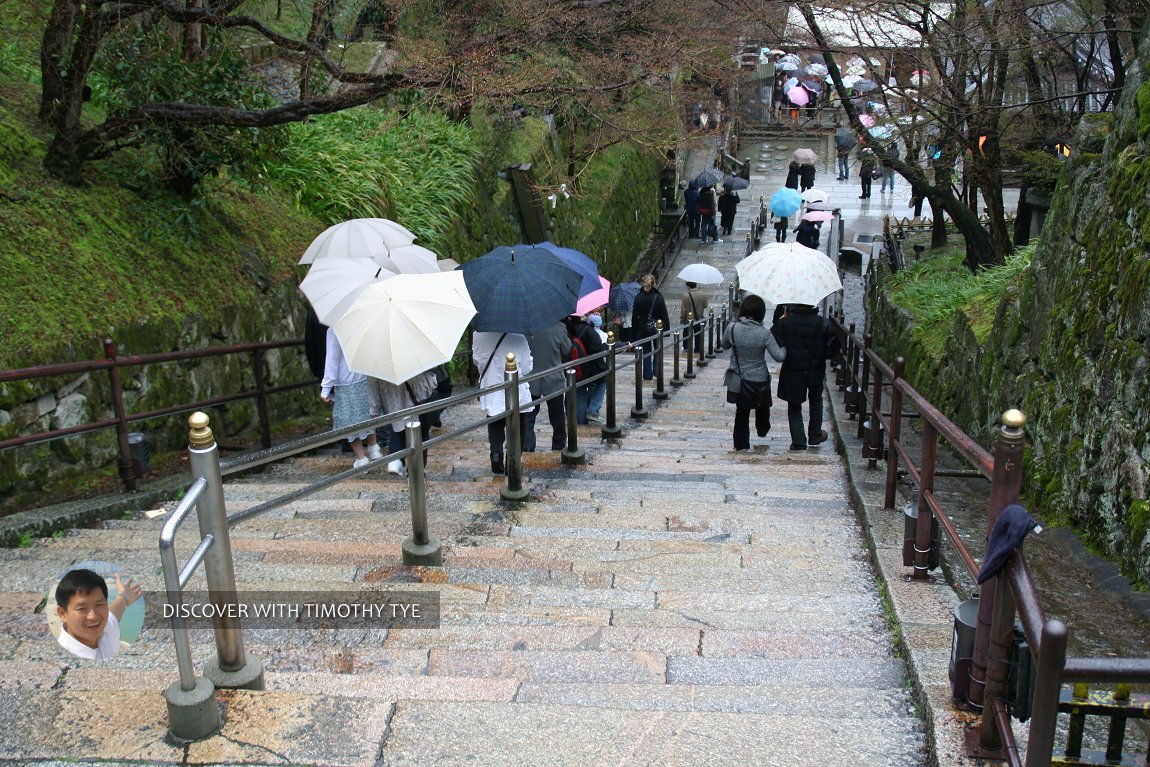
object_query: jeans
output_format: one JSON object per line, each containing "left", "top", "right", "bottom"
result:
{"left": 387, "top": 421, "right": 431, "bottom": 464}
{"left": 775, "top": 226, "right": 787, "bottom": 243}
{"left": 880, "top": 166, "right": 895, "bottom": 191}
{"left": 640, "top": 341, "right": 655, "bottom": 379}
{"left": 837, "top": 154, "right": 850, "bottom": 179}
{"left": 577, "top": 380, "right": 607, "bottom": 423}
{"left": 786, "top": 387, "right": 824, "bottom": 448}
{"left": 687, "top": 212, "right": 700, "bottom": 238}
{"left": 733, "top": 404, "right": 771, "bottom": 450}
{"left": 700, "top": 214, "right": 717, "bottom": 242}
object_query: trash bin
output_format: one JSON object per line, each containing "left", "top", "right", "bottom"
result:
{"left": 949, "top": 597, "right": 979, "bottom": 704}
{"left": 861, "top": 415, "right": 887, "bottom": 460}
{"left": 902, "top": 500, "right": 940, "bottom": 569}
{"left": 128, "top": 432, "right": 150, "bottom": 478}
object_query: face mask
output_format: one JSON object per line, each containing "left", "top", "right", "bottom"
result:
{"left": 588, "top": 314, "right": 603, "bottom": 327}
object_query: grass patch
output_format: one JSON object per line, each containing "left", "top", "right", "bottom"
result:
{"left": 887, "top": 242, "right": 1034, "bottom": 356}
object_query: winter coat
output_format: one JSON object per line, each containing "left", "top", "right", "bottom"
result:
{"left": 631, "top": 288, "right": 671, "bottom": 337}
{"left": 785, "top": 161, "right": 800, "bottom": 190}
{"left": 799, "top": 164, "right": 816, "bottom": 188}
{"left": 684, "top": 185, "right": 701, "bottom": 215}
{"left": 722, "top": 318, "right": 785, "bottom": 383}
{"left": 718, "top": 190, "right": 740, "bottom": 217}
{"left": 771, "top": 307, "right": 839, "bottom": 403}
{"left": 527, "top": 321, "right": 573, "bottom": 397}
{"left": 795, "top": 220, "right": 819, "bottom": 249}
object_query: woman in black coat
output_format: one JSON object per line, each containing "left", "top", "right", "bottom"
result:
{"left": 717, "top": 188, "right": 740, "bottom": 236}
{"left": 785, "top": 161, "right": 800, "bottom": 190}
{"left": 771, "top": 305, "right": 840, "bottom": 449}
{"left": 630, "top": 273, "right": 671, "bottom": 380}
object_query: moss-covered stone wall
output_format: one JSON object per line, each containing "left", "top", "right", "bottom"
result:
{"left": 868, "top": 29, "right": 1150, "bottom": 583}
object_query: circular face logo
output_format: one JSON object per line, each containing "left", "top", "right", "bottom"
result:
{"left": 48, "top": 560, "right": 145, "bottom": 661}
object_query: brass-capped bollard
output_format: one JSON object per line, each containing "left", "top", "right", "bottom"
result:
{"left": 188, "top": 412, "right": 215, "bottom": 449}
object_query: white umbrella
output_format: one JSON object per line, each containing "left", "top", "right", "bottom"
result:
{"left": 299, "top": 258, "right": 397, "bottom": 325}
{"left": 677, "top": 263, "right": 724, "bottom": 284}
{"left": 299, "top": 218, "right": 416, "bottom": 265}
{"left": 800, "top": 188, "right": 829, "bottom": 203}
{"left": 333, "top": 271, "right": 477, "bottom": 384}
{"left": 375, "top": 243, "right": 439, "bottom": 274}
{"left": 735, "top": 243, "right": 843, "bottom": 306}
{"left": 792, "top": 147, "right": 818, "bottom": 165}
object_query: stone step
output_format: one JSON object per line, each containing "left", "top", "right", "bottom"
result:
{"left": 376, "top": 701, "right": 927, "bottom": 767}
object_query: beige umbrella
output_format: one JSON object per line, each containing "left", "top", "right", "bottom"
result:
{"left": 792, "top": 147, "right": 818, "bottom": 165}
{"left": 299, "top": 258, "right": 396, "bottom": 325}
{"left": 333, "top": 271, "right": 476, "bottom": 384}
{"left": 736, "top": 243, "right": 842, "bottom": 306}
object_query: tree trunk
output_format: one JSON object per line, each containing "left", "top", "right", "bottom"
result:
{"left": 39, "top": 0, "right": 79, "bottom": 124}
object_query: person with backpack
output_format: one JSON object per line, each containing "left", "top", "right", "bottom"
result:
{"left": 771, "top": 304, "right": 841, "bottom": 450}
{"left": 473, "top": 331, "right": 537, "bottom": 474}
{"left": 527, "top": 320, "right": 572, "bottom": 451}
{"left": 565, "top": 313, "right": 608, "bottom": 424}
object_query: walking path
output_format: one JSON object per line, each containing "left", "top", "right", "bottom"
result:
{"left": 0, "top": 136, "right": 948, "bottom": 766}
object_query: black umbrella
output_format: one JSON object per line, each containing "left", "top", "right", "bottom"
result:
{"left": 723, "top": 176, "right": 750, "bottom": 190}
{"left": 835, "top": 127, "right": 858, "bottom": 151}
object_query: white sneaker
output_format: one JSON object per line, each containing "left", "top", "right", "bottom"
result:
{"left": 352, "top": 456, "right": 370, "bottom": 469}
{"left": 366, "top": 443, "right": 383, "bottom": 461}
{"left": 387, "top": 460, "right": 406, "bottom": 477}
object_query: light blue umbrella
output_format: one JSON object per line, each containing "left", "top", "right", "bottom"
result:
{"left": 769, "top": 188, "right": 802, "bottom": 217}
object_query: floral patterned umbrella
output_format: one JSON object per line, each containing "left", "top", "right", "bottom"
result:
{"left": 736, "top": 243, "right": 843, "bottom": 306}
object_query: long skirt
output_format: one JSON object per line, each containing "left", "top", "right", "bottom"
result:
{"left": 332, "top": 379, "right": 372, "bottom": 442}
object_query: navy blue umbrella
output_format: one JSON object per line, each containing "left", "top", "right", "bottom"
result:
{"left": 723, "top": 176, "right": 750, "bottom": 190}
{"left": 609, "top": 281, "right": 642, "bottom": 314}
{"left": 694, "top": 168, "right": 725, "bottom": 188}
{"left": 460, "top": 246, "right": 581, "bottom": 334}
{"left": 532, "top": 241, "right": 601, "bottom": 297}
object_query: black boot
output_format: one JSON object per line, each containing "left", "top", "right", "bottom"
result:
{"left": 490, "top": 452, "right": 505, "bottom": 474}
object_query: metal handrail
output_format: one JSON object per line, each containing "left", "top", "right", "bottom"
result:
{"left": 159, "top": 476, "right": 210, "bottom": 692}
{"left": 829, "top": 308, "right": 1150, "bottom": 767}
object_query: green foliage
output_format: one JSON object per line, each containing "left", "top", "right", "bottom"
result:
{"left": 888, "top": 242, "right": 1034, "bottom": 356}
{"left": 95, "top": 25, "right": 285, "bottom": 197}
{"left": 1019, "top": 151, "right": 1065, "bottom": 196}
{"left": 266, "top": 107, "right": 480, "bottom": 253}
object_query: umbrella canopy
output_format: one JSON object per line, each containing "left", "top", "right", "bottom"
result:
{"left": 576, "top": 276, "right": 612, "bottom": 316}
{"left": 459, "top": 246, "right": 582, "bottom": 334}
{"left": 299, "top": 257, "right": 397, "bottom": 325}
{"left": 841, "top": 74, "right": 864, "bottom": 89}
{"left": 777, "top": 60, "right": 799, "bottom": 72}
{"left": 834, "top": 127, "right": 858, "bottom": 151}
{"left": 792, "top": 147, "right": 818, "bottom": 165}
{"left": 910, "top": 70, "right": 932, "bottom": 87}
{"left": 804, "top": 63, "right": 828, "bottom": 77}
{"left": 778, "top": 53, "right": 801, "bottom": 65}
{"left": 533, "top": 241, "right": 600, "bottom": 297}
{"left": 722, "top": 176, "right": 750, "bottom": 190}
{"left": 299, "top": 218, "right": 416, "bottom": 265}
{"left": 694, "top": 167, "right": 725, "bottom": 188}
{"left": 845, "top": 55, "right": 867, "bottom": 68}
{"left": 736, "top": 243, "right": 843, "bottom": 306}
{"left": 869, "top": 124, "right": 896, "bottom": 141}
{"left": 800, "top": 188, "right": 829, "bottom": 203}
{"left": 853, "top": 79, "right": 878, "bottom": 93}
{"left": 769, "top": 188, "right": 802, "bottom": 217}
{"left": 783, "top": 76, "right": 799, "bottom": 92}
{"left": 333, "top": 271, "right": 476, "bottom": 384}
{"left": 609, "top": 282, "right": 642, "bottom": 314}
{"left": 859, "top": 113, "right": 876, "bottom": 127}
{"left": 801, "top": 210, "right": 835, "bottom": 222}
{"left": 801, "top": 79, "right": 823, "bottom": 94}
{"left": 805, "top": 201, "right": 836, "bottom": 212}
{"left": 677, "top": 263, "right": 724, "bottom": 284}
{"left": 375, "top": 243, "right": 440, "bottom": 274}
{"left": 844, "top": 65, "right": 868, "bottom": 77}
{"left": 437, "top": 258, "right": 461, "bottom": 272}
{"left": 786, "top": 86, "right": 809, "bottom": 106}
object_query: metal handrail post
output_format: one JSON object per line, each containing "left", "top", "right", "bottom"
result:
{"left": 601, "top": 333, "right": 622, "bottom": 438}
{"left": 848, "top": 324, "right": 860, "bottom": 394}
{"left": 706, "top": 308, "right": 716, "bottom": 359}
{"left": 1025, "top": 620, "right": 1069, "bottom": 767}
{"left": 857, "top": 333, "right": 873, "bottom": 439}
{"left": 969, "top": 410, "right": 1027, "bottom": 709}
{"left": 866, "top": 361, "right": 884, "bottom": 470}
{"left": 835, "top": 325, "right": 849, "bottom": 388}
{"left": 884, "top": 358, "right": 906, "bottom": 508}
{"left": 402, "top": 418, "right": 442, "bottom": 564}
{"left": 561, "top": 369, "right": 585, "bottom": 464}
{"left": 728, "top": 282, "right": 735, "bottom": 318}
{"left": 186, "top": 413, "right": 264, "bottom": 690}
{"left": 697, "top": 316, "right": 707, "bottom": 367}
{"left": 104, "top": 339, "right": 137, "bottom": 492}
{"left": 502, "top": 354, "right": 529, "bottom": 500}
{"left": 978, "top": 570, "right": 1018, "bottom": 754}
{"left": 251, "top": 349, "right": 272, "bottom": 449}
{"left": 159, "top": 477, "right": 209, "bottom": 693}
{"left": 632, "top": 346, "right": 649, "bottom": 419}
{"left": 912, "top": 420, "right": 938, "bottom": 581}
{"left": 670, "top": 331, "right": 684, "bottom": 387}
{"left": 653, "top": 322, "right": 669, "bottom": 400}
{"left": 685, "top": 314, "right": 696, "bottom": 379}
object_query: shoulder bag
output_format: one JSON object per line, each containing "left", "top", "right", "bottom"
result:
{"left": 724, "top": 324, "right": 742, "bottom": 404}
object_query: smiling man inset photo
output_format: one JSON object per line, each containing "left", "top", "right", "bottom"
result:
{"left": 54, "top": 568, "right": 141, "bottom": 660}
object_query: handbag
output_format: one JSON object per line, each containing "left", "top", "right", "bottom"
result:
{"left": 725, "top": 326, "right": 743, "bottom": 404}
{"left": 639, "top": 295, "right": 658, "bottom": 338}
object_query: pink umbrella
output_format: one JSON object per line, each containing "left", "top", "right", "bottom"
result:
{"left": 576, "top": 275, "right": 611, "bottom": 316}
{"left": 787, "top": 87, "right": 810, "bottom": 107}
{"left": 802, "top": 210, "right": 835, "bottom": 222}
{"left": 859, "top": 113, "right": 876, "bottom": 127}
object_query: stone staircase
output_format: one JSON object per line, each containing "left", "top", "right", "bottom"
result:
{"left": 0, "top": 349, "right": 927, "bottom": 765}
